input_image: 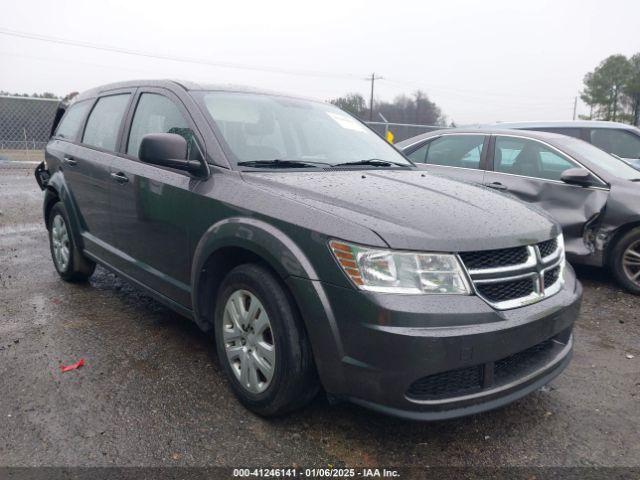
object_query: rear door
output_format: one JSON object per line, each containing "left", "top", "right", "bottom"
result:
{"left": 59, "top": 90, "right": 133, "bottom": 253}
{"left": 403, "top": 133, "right": 488, "bottom": 184}
{"left": 483, "top": 134, "right": 610, "bottom": 259}
{"left": 109, "top": 88, "right": 206, "bottom": 306}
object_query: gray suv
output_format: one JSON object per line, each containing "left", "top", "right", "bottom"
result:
{"left": 35, "top": 80, "right": 581, "bottom": 420}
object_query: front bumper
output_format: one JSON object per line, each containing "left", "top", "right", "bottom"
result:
{"left": 288, "top": 263, "right": 581, "bottom": 420}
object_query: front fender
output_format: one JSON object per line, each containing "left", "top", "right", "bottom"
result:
{"left": 191, "top": 217, "right": 320, "bottom": 323}
{"left": 190, "top": 217, "right": 346, "bottom": 387}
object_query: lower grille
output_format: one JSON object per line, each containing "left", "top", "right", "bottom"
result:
{"left": 406, "top": 333, "right": 570, "bottom": 402}
{"left": 494, "top": 339, "right": 556, "bottom": 383}
{"left": 406, "top": 366, "right": 482, "bottom": 400}
{"left": 475, "top": 278, "right": 535, "bottom": 302}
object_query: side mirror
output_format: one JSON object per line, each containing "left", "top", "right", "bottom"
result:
{"left": 139, "top": 133, "right": 203, "bottom": 174}
{"left": 560, "top": 168, "right": 594, "bottom": 187}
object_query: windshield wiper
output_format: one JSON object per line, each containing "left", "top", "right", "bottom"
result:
{"left": 331, "top": 158, "right": 411, "bottom": 168}
{"left": 237, "top": 159, "right": 325, "bottom": 169}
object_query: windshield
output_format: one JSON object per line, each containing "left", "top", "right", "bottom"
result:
{"left": 558, "top": 137, "right": 640, "bottom": 181}
{"left": 196, "top": 91, "right": 412, "bottom": 168}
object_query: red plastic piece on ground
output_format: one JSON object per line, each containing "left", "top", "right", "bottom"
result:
{"left": 60, "top": 358, "right": 85, "bottom": 372}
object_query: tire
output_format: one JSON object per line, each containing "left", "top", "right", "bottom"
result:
{"left": 610, "top": 227, "right": 640, "bottom": 295}
{"left": 48, "top": 202, "right": 96, "bottom": 282}
{"left": 213, "top": 263, "right": 319, "bottom": 416}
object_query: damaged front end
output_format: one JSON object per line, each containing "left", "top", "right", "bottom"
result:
{"left": 34, "top": 161, "right": 50, "bottom": 190}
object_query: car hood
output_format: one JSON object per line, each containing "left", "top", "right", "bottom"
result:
{"left": 622, "top": 157, "right": 640, "bottom": 171}
{"left": 242, "top": 170, "right": 559, "bottom": 251}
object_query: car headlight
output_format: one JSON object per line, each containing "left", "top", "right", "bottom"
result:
{"left": 329, "top": 240, "right": 471, "bottom": 294}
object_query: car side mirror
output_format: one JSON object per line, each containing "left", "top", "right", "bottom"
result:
{"left": 138, "top": 133, "right": 203, "bottom": 174}
{"left": 560, "top": 168, "right": 594, "bottom": 187}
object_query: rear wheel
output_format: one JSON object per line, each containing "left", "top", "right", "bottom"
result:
{"left": 213, "top": 263, "right": 319, "bottom": 416}
{"left": 48, "top": 202, "right": 95, "bottom": 282}
{"left": 611, "top": 227, "right": 640, "bottom": 295}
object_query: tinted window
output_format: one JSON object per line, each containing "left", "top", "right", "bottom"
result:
{"left": 494, "top": 137, "right": 576, "bottom": 181}
{"left": 55, "top": 101, "right": 91, "bottom": 140}
{"left": 82, "top": 94, "right": 131, "bottom": 151}
{"left": 127, "top": 93, "right": 201, "bottom": 160}
{"left": 198, "top": 92, "right": 411, "bottom": 166}
{"left": 407, "top": 142, "right": 429, "bottom": 163}
{"left": 589, "top": 129, "right": 640, "bottom": 159}
{"left": 558, "top": 137, "right": 638, "bottom": 181}
{"left": 419, "top": 135, "right": 484, "bottom": 169}
{"left": 530, "top": 127, "right": 582, "bottom": 139}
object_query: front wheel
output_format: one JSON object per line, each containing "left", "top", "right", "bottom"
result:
{"left": 213, "top": 263, "right": 319, "bottom": 416}
{"left": 611, "top": 227, "right": 640, "bottom": 295}
{"left": 48, "top": 202, "right": 95, "bottom": 282}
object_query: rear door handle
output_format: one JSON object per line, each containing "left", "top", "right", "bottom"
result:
{"left": 110, "top": 172, "right": 129, "bottom": 184}
{"left": 487, "top": 182, "right": 508, "bottom": 191}
{"left": 62, "top": 156, "right": 77, "bottom": 166}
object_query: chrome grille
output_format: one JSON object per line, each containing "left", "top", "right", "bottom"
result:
{"left": 459, "top": 235, "right": 565, "bottom": 310}
{"left": 459, "top": 246, "right": 529, "bottom": 270}
{"left": 475, "top": 278, "right": 535, "bottom": 303}
{"left": 538, "top": 238, "right": 558, "bottom": 258}
{"left": 544, "top": 266, "right": 561, "bottom": 288}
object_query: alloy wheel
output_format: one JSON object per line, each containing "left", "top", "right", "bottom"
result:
{"left": 51, "top": 214, "right": 70, "bottom": 272}
{"left": 222, "top": 289, "right": 275, "bottom": 394}
{"left": 622, "top": 240, "right": 640, "bottom": 287}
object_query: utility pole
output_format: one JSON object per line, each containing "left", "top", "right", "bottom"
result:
{"left": 367, "top": 73, "right": 383, "bottom": 121}
{"left": 572, "top": 96, "right": 577, "bottom": 121}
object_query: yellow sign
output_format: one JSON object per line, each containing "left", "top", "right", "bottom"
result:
{"left": 385, "top": 130, "right": 394, "bottom": 144}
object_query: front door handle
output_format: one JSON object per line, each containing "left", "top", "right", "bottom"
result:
{"left": 62, "top": 156, "right": 77, "bottom": 166}
{"left": 487, "top": 182, "right": 508, "bottom": 191}
{"left": 110, "top": 172, "right": 129, "bottom": 184}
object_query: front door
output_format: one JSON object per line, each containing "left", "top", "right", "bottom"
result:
{"left": 109, "top": 90, "right": 205, "bottom": 306}
{"left": 484, "top": 134, "right": 609, "bottom": 259}
{"left": 404, "top": 134, "right": 487, "bottom": 185}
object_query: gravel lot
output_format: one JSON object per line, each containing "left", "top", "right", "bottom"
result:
{"left": 1, "top": 162, "right": 639, "bottom": 470}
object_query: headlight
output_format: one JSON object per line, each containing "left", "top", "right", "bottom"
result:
{"left": 329, "top": 240, "right": 471, "bottom": 294}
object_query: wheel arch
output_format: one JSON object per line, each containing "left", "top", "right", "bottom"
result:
{"left": 42, "top": 172, "right": 86, "bottom": 250}
{"left": 190, "top": 217, "right": 319, "bottom": 332}
{"left": 605, "top": 221, "right": 640, "bottom": 265}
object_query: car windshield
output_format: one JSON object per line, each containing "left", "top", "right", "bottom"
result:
{"left": 196, "top": 91, "right": 412, "bottom": 168}
{"left": 558, "top": 137, "right": 640, "bottom": 181}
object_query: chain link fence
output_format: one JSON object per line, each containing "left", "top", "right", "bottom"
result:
{"left": 365, "top": 121, "right": 447, "bottom": 143}
{"left": 0, "top": 95, "right": 59, "bottom": 163}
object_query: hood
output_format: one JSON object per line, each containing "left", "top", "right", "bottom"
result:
{"left": 242, "top": 170, "right": 560, "bottom": 252}
{"left": 622, "top": 157, "right": 640, "bottom": 171}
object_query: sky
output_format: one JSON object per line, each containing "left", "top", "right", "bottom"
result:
{"left": 1, "top": 0, "right": 639, "bottom": 125}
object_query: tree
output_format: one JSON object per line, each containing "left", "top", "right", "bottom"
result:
{"left": 625, "top": 53, "right": 640, "bottom": 126}
{"left": 329, "top": 90, "right": 446, "bottom": 126}
{"left": 0, "top": 91, "right": 60, "bottom": 99}
{"left": 62, "top": 91, "right": 79, "bottom": 103}
{"left": 374, "top": 90, "right": 445, "bottom": 126}
{"left": 329, "top": 93, "right": 367, "bottom": 117}
{"left": 581, "top": 54, "right": 633, "bottom": 122}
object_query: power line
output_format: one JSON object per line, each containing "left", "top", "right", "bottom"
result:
{"left": 0, "top": 27, "right": 364, "bottom": 81}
